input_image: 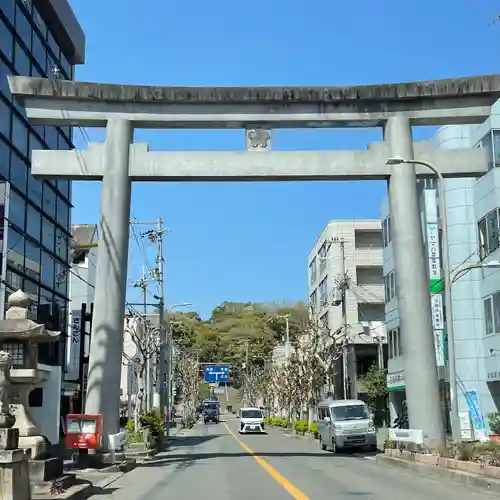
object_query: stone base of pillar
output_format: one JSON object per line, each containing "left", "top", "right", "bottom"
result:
{"left": 18, "top": 435, "right": 50, "bottom": 460}
{"left": 0, "top": 449, "right": 32, "bottom": 500}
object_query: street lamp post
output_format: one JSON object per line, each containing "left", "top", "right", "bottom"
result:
{"left": 387, "top": 155, "right": 500, "bottom": 441}
{"left": 161, "top": 302, "right": 192, "bottom": 441}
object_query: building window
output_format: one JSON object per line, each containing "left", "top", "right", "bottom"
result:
{"left": 320, "top": 311, "right": 329, "bottom": 330}
{"left": 0, "top": 18, "right": 14, "bottom": 62}
{"left": 6, "top": 231, "right": 24, "bottom": 273}
{"left": 309, "top": 257, "right": 317, "bottom": 285}
{"left": 388, "top": 327, "right": 402, "bottom": 359}
{"left": 318, "top": 241, "right": 328, "bottom": 274}
{"left": 9, "top": 151, "right": 27, "bottom": 194}
{"left": 14, "top": 42, "right": 30, "bottom": 79}
{"left": 0, "top": 99, "right": 11, "bottom": 139}
{"left": 355, "top": 230, "right": 382, "bottom": 249}
{"left": 384, "top": 270, "right": 396, "bottom": 303}
{"left": 8, "top": 189, "right": 25, "bottom": 230}
{"left": 382, "top": 216, "right": 392, "bottom": 247}
{"left": 484, "top": 292, "right": 500, "bottom": 336}
{"left": 24, "top": 239, "right": 41, "bottom": 282}
{"left": 42, "top": 183, "right": 56, "bottom": 218}
{"left": 55, "top": 228, "right": 68, "bottom": 261}
{"left": 26, "top": 203, "right": 41, "bottom": 240}
{"left": 493, "top": 130, "right": 500, "bottom": 169}
{"left": 41, "top": 216, "right": 55, "bottom": 252}
{"left": 54, "top": 261, "right": 68, "bottom": 296}
{"left": 56, "top": 196, "right": 69, "bottom": 230}
{"left": 319, "top": 277, "right": 328, "bottom": 306}
{"left": 309, "top": 289, "right": 317, "bottom": 308}
{"left": 478, "top": 208, "right": 500, "bottom": 259}
{"left": 0, "top": 139, "right": 10, "bottom": 179}
{"left": 32, "top": 32, "right": 46, "bottom": 71}
{"left": 40, "top": 251, "right": 54, "bottom": 288}
{"left": 11, "top": 114, "right": 28, "bottom": 157}
{"left": 480, "top": 131, "right": 494, "bottom": 171}
{"left": 14, "top": 5, "right": 32, "bottom": 51}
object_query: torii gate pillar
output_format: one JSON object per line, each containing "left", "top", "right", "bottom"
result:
{"left": 385, "top": 116, "right": 445, "bottom": 445}
{"left": 84, "top": 119, "right": 133, "bottom": 446}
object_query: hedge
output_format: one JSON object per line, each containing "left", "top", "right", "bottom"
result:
{"left": 264, "top": 417, "right": 319, "bottom": 437}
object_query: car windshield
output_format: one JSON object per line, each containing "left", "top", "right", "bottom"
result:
{"left": 204, "top": 403, "right": 218, "bottom": 410}
{"left": 332, "top": 404, "right": 369, "bottom": 421}
{"left": 241, "top": 410, "right": 262, "bottom": 419}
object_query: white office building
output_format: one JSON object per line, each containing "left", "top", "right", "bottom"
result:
{"left": 308, "top": 220, "right": 387, "bottom": 401}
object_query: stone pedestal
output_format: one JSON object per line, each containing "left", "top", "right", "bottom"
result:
{"left": 0, "top": 428, "right": 31, "bottom": 500}
{"left": 0, "top": 449, "right": 31, "bottom": 500}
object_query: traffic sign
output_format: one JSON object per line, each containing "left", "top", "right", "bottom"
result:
{"left": 204, "top": 365, "right": 229, "bottom": 383}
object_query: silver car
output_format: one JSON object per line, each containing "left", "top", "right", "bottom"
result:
{"left": 317, "top": 399, "right": 377, "bottom": 453}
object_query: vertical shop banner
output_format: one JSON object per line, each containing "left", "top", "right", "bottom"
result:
{"left": 424, "top": 190, "right": 445, "bottom": 368}
{"left": 66, "top": 310, "right": 82, "bottom": 381}
{"left": 465, "top": 390, "right": 488, "bottom": 441}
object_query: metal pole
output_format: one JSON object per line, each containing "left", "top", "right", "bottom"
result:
{"left": 284, "top": 315, "right": 290, "bottom": 358}
{"left": 377, "top": 338, "right": 384, "bottom": 370}
{"left": 384, "top": 117, "right": 445, "bottom": 448}
{"left": 339, "top": 238, "right": 349, "bottom": 399}
{"left": 403, "top": 159, "right": 459, "bottom": 442}
{"left": 154, "top": 217, "right": 168, "bottom": 439}
{"left": 142, "top": 267, "right": 150, "bottom": 412}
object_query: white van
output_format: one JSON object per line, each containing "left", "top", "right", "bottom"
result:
{"left": 317, "top": 399, "right": 377, "bottom": 453}
{"left": 238, "top": 407, "right": 265, "bottom": 434}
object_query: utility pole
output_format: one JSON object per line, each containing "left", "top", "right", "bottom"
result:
{"left": 133, "top": 268, "right": 149, "bottom": 411}
{"left": 142, "top": 218, "right": 168, "bottom": 440}
{"left": 330, "top": 237, "right": 350, "bottom": 400}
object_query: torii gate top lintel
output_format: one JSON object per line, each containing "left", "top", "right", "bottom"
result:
{"left": 8, "top": 74, "right": 500, "bottom": 128}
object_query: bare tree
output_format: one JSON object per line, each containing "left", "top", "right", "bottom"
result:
{"left": 174, "top": 348, "right": 200, "bottom": 420}
{"left": 124, "top": 315, "right": 159, "bottom": 419}
{"left": 307, "top": 315, "right": 346, "bottom": 398}
{"left": 291, "top": 333, "right": 323, "bottom": 427}
{"left": 242, "top": 364, "right": 268, "bottom": 407}
{"left": 269, "top": 359, "right": 301, "bottom": 422}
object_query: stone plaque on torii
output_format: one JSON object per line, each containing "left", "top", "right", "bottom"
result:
{"left": 8, "top": 74, "right": 500, "bottom": 450}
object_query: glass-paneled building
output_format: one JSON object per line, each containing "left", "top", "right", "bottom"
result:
{"left": 0, "top": 0, "right": 85, "bottom": 365}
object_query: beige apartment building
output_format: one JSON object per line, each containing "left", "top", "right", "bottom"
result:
{"left": 308, "top": 220, "right": 387, "bottom": 401}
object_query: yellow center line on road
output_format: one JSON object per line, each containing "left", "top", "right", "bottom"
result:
{"left": 224, "top": 423, "right": 310, "bottom": 500}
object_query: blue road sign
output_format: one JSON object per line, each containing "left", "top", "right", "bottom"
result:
{"left": 204, "top": 365, "right": 229, "bottom": 383}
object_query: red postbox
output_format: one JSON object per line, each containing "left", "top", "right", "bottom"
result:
{"left": 65, "top": 414, "right": 103, "bottom": 450}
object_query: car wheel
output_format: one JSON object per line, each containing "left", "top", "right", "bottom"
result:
{"left": 320, "top": 437, "right": 327, "bottom": 451}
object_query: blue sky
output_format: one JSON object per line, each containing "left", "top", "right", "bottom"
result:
{"left": 69, "top": 0, "right": 499, "bottom": 319}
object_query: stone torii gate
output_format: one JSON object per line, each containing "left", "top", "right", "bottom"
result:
{"left": 8, "top": 74, "right": 500, "bottom": 449}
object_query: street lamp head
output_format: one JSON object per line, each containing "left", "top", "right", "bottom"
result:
{"left": 482, "top": 260, "right": 500, "bottom": 268}
{"left": 386, "top": 156, "right": 407, "bottom": 166}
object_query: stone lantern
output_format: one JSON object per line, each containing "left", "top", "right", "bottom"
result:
{"left": 0, "top": 290, "right": 60, "bottom": 462}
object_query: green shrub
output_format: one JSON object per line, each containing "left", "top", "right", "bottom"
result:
{"left": 295, "top": 419, "right": 308, "bottom": 434}
{"left": 310, "top": 422, "right": 318, "bottom": 435}
{"left": 139, "top": 409, "right": 164, "bottom": 438}
{"left": 383, "top": 438, "right": 396, "bottom": 449}
{"left": 264, "top": 417, "right": 272, "bottom": 424}
{"left": 124, "top": 418, "right": 136, "bottom": 433}
{"left": 488, "top": 412, "right": 500, "bottom": 435}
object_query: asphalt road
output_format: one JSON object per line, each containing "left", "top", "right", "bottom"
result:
{"left": 110, "top": 415, "right": 497, "bottom": 500}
